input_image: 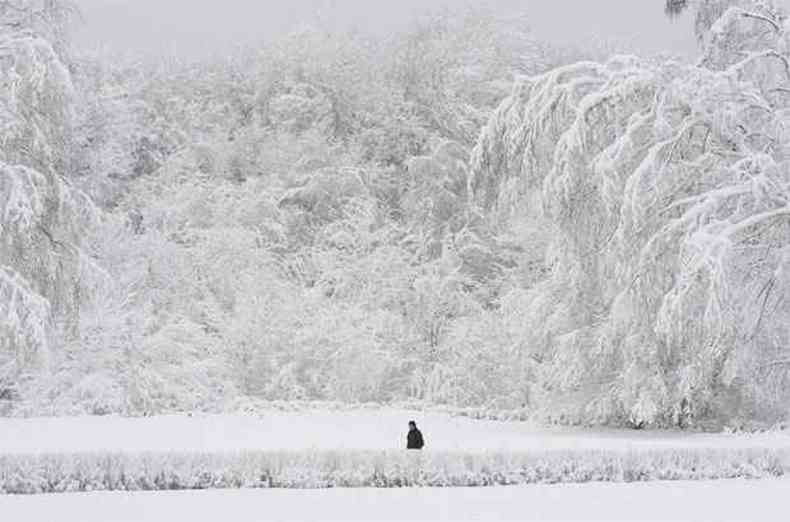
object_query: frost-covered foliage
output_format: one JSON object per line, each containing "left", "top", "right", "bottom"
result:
{"left": 1, "top": 446, "right": 786, "bottom": 494}
{"left": 0, "top": 15, "right": 73, "bottom": 171}
{"left": 0, "top": 5, "right": 94, "bottom": 405}
{"left": 68, "top": 54, "right": 181, "bottom": 208}
{"left": 0, "top": 0, "right": 77, "bottom": 56}
{"left": 10, "top": 1, "right": 788, "bottom": 427}
{"left": 471, "top": 0, "right": 790, "bottom": 427}
{"left": 0, "top": 7, "right": 592, "bottom": 417}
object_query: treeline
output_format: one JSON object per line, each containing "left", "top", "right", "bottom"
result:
{"left": 2, "top": 0, "right": 788, "bottom": 429}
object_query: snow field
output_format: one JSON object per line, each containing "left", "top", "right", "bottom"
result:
{"left": 1, "top": 411, "right": 789, "bottom": 494}
{"left": 3, "top": 479, "right": 790, "bottom": 522}
{"left": 3, "top": 410, "right": 789, "bottom": 454}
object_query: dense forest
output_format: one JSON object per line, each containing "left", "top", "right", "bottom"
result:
{"left": 1, "top": 0, "right": 789, "bottom": 429}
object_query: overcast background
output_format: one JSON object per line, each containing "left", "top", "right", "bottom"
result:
{"left": 72, "top": 0, "right": 707, "bottom": 59}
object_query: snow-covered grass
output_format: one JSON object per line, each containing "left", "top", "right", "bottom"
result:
{"left": 2, "top": 479, "right": 789, "bottom": 522}
{"left": 1, "top": 411, "right": 788, "bottom": 494}
{"left": 1, "top": 446, "right": 787, "bottom": 494}
{"left": 4, "top": 410, "right": 789, "bottom": 454}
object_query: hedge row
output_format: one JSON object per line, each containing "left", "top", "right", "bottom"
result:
{"left": 1, "top": 447, "right": 788, "bottom": 495}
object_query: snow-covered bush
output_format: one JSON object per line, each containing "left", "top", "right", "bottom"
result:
{"left": 19, "top": 218, "right": 239, "bottom": 416}
{"left": 0, "top": 445, "right": 786, "bottom": 494}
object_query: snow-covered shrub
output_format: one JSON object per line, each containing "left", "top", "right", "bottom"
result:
{"left": 470, "top": 1, "right": 790, "bottom": 427}
{"left": 0, "top": 445, "right": 786, "bottom": 494}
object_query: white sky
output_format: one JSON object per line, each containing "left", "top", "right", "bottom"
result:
{"left": 71, "top": 0, "right": 790, "bottom": 59}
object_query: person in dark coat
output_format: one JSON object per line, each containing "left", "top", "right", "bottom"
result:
{"left": 407, "top": 420, "right": 424, "bottom": 450}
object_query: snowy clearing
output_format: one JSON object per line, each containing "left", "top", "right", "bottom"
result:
{"left": 2, "top": 410, "right": 789, "bottom": 454}
{"left": 1, "top": 411, "right": 789, "bottom": 494}
{"left": 1, "top": 479, "right": 788, "bottom": 522}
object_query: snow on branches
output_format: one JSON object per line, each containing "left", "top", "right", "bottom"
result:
{"left": 0, "top": 266, "right": 51, "bottom": 401}
{"left": 471, "top": 1, "right": 790, "bottom": 427}
{"left": 0, "top": 6, "right": 95, "bottom": 408}
{"left": 0, "top": 18, "right": 75, "bottom": 173}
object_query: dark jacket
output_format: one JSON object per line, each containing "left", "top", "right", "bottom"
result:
{"left": 407, "top": 427, "right": 424, "bottom": 449}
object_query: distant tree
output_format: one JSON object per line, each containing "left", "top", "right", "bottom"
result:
{"left": 665, "top": 0, "right": 691, "bottom": 18}
{"left": 0, "top": 0, "right": 79, "bottom": 54}
{"left": 665, "top": 1, "right": 785, "bottom": 42}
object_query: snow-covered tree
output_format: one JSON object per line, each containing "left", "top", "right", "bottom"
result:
{"left": 471, "top": 0, "right": 790, "bottom": 427}
{"left": 665, "top": 0, "right": 691, "bottom": 18}
{"left": 0, "top": 2, "right": 96, "bottom": 407}
{"left": 17, "top": 0, "right": 789, "bottom": 422}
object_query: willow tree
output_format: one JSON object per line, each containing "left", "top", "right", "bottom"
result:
{"left": 472, "top": 0, "right": 790, "bottom": 427}
{"left": 0, "top": 0, "right": 94, "bottom": 410}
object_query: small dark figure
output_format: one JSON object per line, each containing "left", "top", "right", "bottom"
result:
{"left": 407, "top": 420, "right": 424, "bottom": 450}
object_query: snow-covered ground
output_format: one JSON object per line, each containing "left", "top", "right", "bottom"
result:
{"left": 1, "top": 479, "right": 788, "bottom": 522}
{"left": 1, "top": 411, "right": 788, "bottom": 494}
{"left": 2, "top": 410, "right": 788, "bottom": 454}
